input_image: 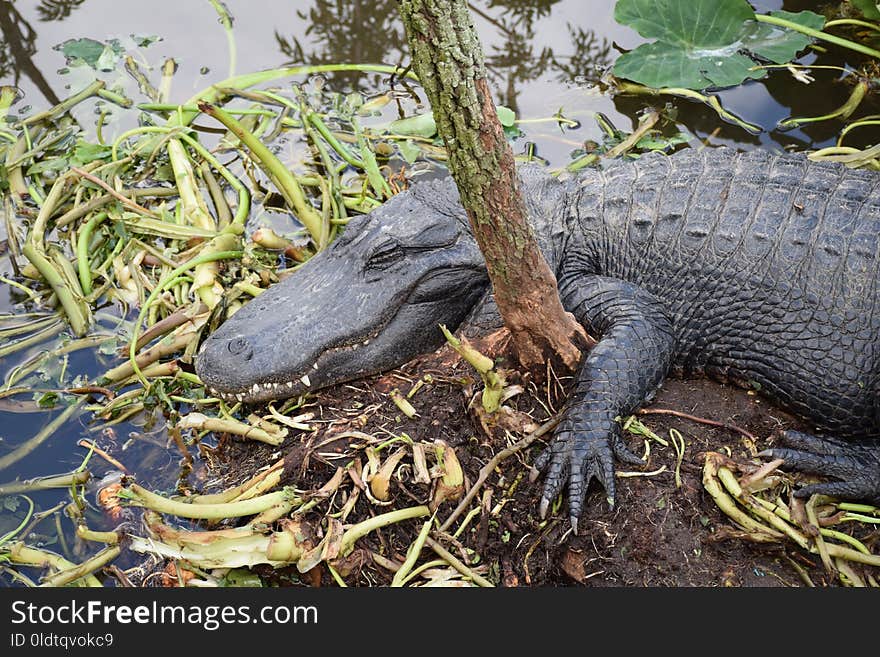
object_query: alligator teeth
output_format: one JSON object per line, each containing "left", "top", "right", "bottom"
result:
{"left": 312, "top": 363, "right": 319, "bottom": 370}
{"left": 251, "top": 383, "right": 260, "bottom": 395}
{"left": 287, "top": 381, "right": 294, "bottom": 389}
{"left": 235, "top": 393, "right": 243, "bottom": 402}
{"left": 300, "top": 375, "right": 311, "bottom": 387}
{"left": 362, "top": 339, "right": 370, "bottom": 346}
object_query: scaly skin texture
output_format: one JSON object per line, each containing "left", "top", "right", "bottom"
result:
{"left": 196, "top": 148, "right": 880, "bottom": 527}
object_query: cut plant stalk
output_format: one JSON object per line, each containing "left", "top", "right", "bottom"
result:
{"left": 6, "top": 542, "right": 102, "bottom": 587}
{"left": 120, "top": 483, "right": 301, "bottom": 520}
{"left": 0, "top": 470, "right": 91, "bottom": 496}
{"left": 198, "top": 102, "right": 325, "bottom": 247}
{"left": 177, "top": 412, "right": 287, "bottom": 446}
{"left": 129, "top": 512, "right": 312, "bottom": 569}
{"left": 439, "top": 324, "right": 505, "bottom": 412}
{"left": 0, "top": 399, "right": 85, "bottom": 473}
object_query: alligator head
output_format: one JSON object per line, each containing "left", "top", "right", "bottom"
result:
{"left": 195, "top": 178, "right": 491, "bottom": 404}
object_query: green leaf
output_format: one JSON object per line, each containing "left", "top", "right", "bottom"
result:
{"left": 388, "top": 112, "right": 437, "bottom": 138}
{"left": 613, "top": 0, "right": 823, "bottom": 90}
{"left": 851, "top": 0, "right": 880, "bottom": 20}
{"left": 496, "top": 105, "right": 516, "bottom": 127}
{"left": 397, "top": 139, "right": 422, "bottom": 164}
{"left": 740, "top": 11, "right": 825, "bottom": 64}
{"left": 25, "top": 157, "right": 69, "bottom": 176}
{"left": 72, "top": 140, "right": 112, "bottom": 166}
{"left": 57, "top": 37, "right": 123, "bottom": 70}
{"left": 36, "top": 391, "right": 59, "bottom": 408}
{"left": 614, "top": 0, "right": 755, "bottom": 49}
{"left": 59, "top": 37, "right": 105, "bottom": 67}
{"left": 614, "top": 41, "right": 765, "bottom": 90}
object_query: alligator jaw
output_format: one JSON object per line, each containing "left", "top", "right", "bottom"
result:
{"left": 202, "top": 334, "right": 379, "bottom": 404}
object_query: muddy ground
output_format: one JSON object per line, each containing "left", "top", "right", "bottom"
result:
{"left": 203, "top": 331, "right": 876, "bottom": 588}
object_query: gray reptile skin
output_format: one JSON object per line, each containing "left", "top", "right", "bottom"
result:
{"left": 196, "top": 147, "right": 880, "bottom": 528}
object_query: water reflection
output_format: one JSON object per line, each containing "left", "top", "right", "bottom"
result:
{"left": 0, "top": 0, "right": 66, "bottom": 105}
{"left": 276, "top": 0, "right": 614, "bottom": 113}
{"left": 277, "top": 0, "right": 407, "bottom": 89}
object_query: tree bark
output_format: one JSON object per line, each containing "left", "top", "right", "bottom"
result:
{"left": 397, "top": 0, "right": 589, "bottom": 372}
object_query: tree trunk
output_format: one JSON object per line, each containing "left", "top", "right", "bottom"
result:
{"left": 397, "top": 0, "right": 589, "bottom": 372}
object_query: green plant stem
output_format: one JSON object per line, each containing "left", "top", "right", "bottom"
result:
{"left": 340, "top": 506, "right": 430, "bottom": 556}
{"left": 39, "top": 546, "right": 121, "bottom": 587}
{"left": 0, "top": 471, "right": 90, "bottom": 497}
{"left": 391, "top": 517, "right": 434, "bottom": 587}
{"left": 7, "top": 543, "right": 102, "bottom": 587}
{"left": 178, "top": 132, "right": 250, "bottom": 226}
{"left": 755, "top": 14, "right": 880, "bottom": 60}
{"left": 76, "top": 212, "right": 107, "bottom": 295}
{"left": 778, "top": 80, "right": 868, "bottom": 128}
{"left": 167, "top": 64, "right": 418, "bottom": 128}
{"left": 0, "top": 400, "right": 84, "bottom": 473}
{"left": 207, "top": 0, "right": 237, "bottom": 77}
{"left": 424, "top": 536, "right": 493, "bottom": 587}
{"left": 19, "top": 80, "right": 105, "bottom": 126}
{"left": 22, "top": 244, "right": 91, "bottom": 337}
{"left": 127, "top": 250, "right": 242, "bottom": 387}
{"left": 825, "top": 18, "right": 880, "bottom": 33}
{"left": 123, "top": 484, "right": 299, "bottom": 519}
{"left": 167, "top": 137, "right": 215, "bottom": 230}
{"left": 96, "top": 88, "right": 132, "bottom": 108}
{"left": 200, "top": 102, "right": 324, "bottom": 245}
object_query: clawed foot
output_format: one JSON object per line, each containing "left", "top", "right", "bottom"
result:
{"left": 530, "top": 417, "right": 644, "bottom": 534}
{"left": 760, "top": 430, "right": 880, "bottom": 504}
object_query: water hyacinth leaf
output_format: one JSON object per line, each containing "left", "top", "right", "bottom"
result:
{"left": 72, "top": 141, "right": 113, "bottom": 165}
{"left": 613, "top": 0, "right": 823, "bottom": 89}
{"left": 25, "top": 158, "right": 70, "bottom": 175}
{"left": 57, "top": 38, "right": 124, "bottom": 71}
{"left": 851, "top": 0, "right": 880, "bottom": 20}
{"left": 740, "top": 11, "right": 826, "bottom": 64}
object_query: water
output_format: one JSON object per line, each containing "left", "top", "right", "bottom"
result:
{"left": 0, "top": 0, "right": 877, "bottom": 584}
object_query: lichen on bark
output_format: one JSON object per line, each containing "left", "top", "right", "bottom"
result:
{"left": 397, "top": 0, "right": 589, "bottom": 372}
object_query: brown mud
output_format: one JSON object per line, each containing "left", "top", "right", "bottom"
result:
{"left": 206, "top": 331, "right": 874, "bottom": 587}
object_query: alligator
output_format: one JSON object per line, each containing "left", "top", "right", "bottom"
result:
{"left": 196, "top": 147, "right": 880, "bottom": 529}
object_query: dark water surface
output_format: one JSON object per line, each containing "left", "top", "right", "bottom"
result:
{"left": 0, "top": 0, "right": 877, "bottom": 582}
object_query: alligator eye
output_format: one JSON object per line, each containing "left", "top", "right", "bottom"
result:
{"left": 227, "top": 337, "right": 253, "bottom": 360}
{"left": 366, "top": 240, "right": 403, "bottom": 269}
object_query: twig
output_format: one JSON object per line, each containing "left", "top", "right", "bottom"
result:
{"left": 77, "top": 440, "right": 127, "bottom": 472}
{"left": 424, "top": 536, "right": 493, "bottom": 587}
{"left": 638, "top": 407, "right": 758, "bottom": 442}
{"left": 439, "top": 414, "right": 560, "bottom": 533}
{"left": 70, "top": 167, "right": 160, "bottom": 219}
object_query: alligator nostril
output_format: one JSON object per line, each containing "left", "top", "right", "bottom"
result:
{"left": 227, "top": 337, "right": 253, "bottom": 360}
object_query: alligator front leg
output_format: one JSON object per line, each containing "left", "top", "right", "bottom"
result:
{"left": 761, "top": 431, "right": 880, "bottom": 504}
{"left": 534, "top": 275, "right": 675, "bottom": 532}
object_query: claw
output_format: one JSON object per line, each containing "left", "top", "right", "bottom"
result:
{"left": 611, "top": 431, "right": 645, "bottom": 466}
{"left": 570, "top": 516, "right": 579, "bottom": 535}
{"left": 539, "top": 496, "right": 550, "bottom": 520}
{"left": 761, "top": 431, "right": 880, "bottom": 505}
{"left": 533, "top": 447, "right": 551, "bottom": 472}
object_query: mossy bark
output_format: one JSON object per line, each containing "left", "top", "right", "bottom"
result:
{"left": 397, "top": 0, "right": 587, "bottom": 372}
